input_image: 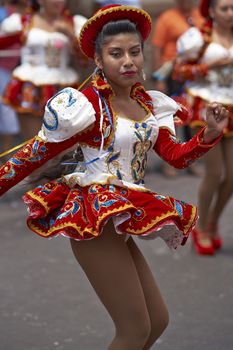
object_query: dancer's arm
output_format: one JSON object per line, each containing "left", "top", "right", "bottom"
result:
{"left": 154, "top": 103, "right": 228, "bottom": 169}
{"left": 0, "top": 88, "right": 96, "bottom": 196}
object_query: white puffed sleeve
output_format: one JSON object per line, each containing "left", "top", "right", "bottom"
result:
{"left": 38, "top": 87, "right": 96, "bottom": 142}
{"left": 73, "top": 14, "right": 87, "bottom": 37}
{"left": 147, "top": 90, "right": 179, "bottom": 135}
{"left": 176, "top": 27, "right": 204, "bottom": 61}
{"left": 1, "top": 13, "right": 22, "bottom": 34}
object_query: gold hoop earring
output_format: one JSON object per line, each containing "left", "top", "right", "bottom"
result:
{"left": 101, "top": 70, "right": 108, "bottom": 83}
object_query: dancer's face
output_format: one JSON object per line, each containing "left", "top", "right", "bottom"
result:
{"left": 39, "top": 0, "right": 66, "bottom": 16}
{"left": 95, "top": 33, "right": 144, "bottom": 90}
{"left": 210, "top": 0, "right": 233, "bottom": 29}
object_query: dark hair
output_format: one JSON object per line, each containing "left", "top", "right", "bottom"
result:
{"left": 95, "top": 19, "right": 144, "bottom": 57}
{"left": 210, "top": 0, "right": 220, "bottom": 9}
{"left": 30, "top": 0, "right": 40, "bottom": 12}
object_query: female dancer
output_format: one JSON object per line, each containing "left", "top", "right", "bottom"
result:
{"left": 174, "top": 0, "right": 233, "bottom": 255}
{"left": 0, "top": 0, "right": 87, "bottom": 140}
{"left": 0, "top": 5, "right": 229, "bottom": 349}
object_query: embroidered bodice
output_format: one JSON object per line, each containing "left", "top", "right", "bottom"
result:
{"left": 65, "top": 113, "right": 159, "bottom": 189}
{"left": 177, "top": 27, "right": 233, "bottom": 105}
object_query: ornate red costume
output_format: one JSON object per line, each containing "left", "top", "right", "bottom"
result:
{"left": 0, "top": 73, "right": 222, "bottom": 249}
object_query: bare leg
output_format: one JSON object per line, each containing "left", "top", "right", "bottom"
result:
{"left": 70, "top": 221, "right": 167, "bottom": 349}
{"left": 197, "top": 143, "right": 223, "bottom": 231}
{"left": 192, "top": 142, "right": 224, "bottom": 252}
{"left": 186, "top": 126, "right": 203, "bottom": 176}
{"left": 208, "top": 137, "right": 233, "bottom": 231}
{"left": 18, "top": 113, "right": 43, "bottom": 140}
{"left": 126, "top": 237, "right": 169, "bottom": 350}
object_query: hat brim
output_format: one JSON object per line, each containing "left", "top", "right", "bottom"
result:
{"left": 79, "top": 5, "right": 152, "bottom": 59}
{"left": 200, "top": 0, "right": 211, "bottom": 17}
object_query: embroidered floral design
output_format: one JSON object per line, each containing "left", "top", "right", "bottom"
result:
{"left": 87, "top": 184, "right": 129, "bottom": 215}
{"left": 174, "top": 200, "right": 184, "bottom": 217}
{"left": 106, "top": 147, "right": 122, "bottom": 180}
{"left": 0, "top": 139, "right": 47, "bottom": 179}
{"left": 131, "top": 122, "right": 152, "bottom": 184}
{"left": 132, "top": 208, "right": 146, "bottom": 221}
{"left": 57, "top": 197, "right": 82, "bottom": 220}
{"left": 93, "top": 194, "right": 118, "bottom": 212}
{"left": 89, "top": 184, "right": 105, "bottom": 194}
{"left": 39, "top": 180, "right": 62, "bottom": 195}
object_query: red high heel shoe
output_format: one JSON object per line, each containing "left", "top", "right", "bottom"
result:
{"left": 207, "top": 223, "right": 223, "bottom": 250}
{"left": 192, "top": 228, "right": 215, "bottom": 255}
{"left": 212, "top": 236, "right": 223, "bottom": 250}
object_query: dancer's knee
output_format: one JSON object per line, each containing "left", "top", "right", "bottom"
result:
{"left": 224, "top": 177, "right": 233, "bottom": 193}
{"left": 115, "top": 313, "right": 151, "bottom": 348}
{"left": 148, "top": 307, "right": 169, "bottom": 346}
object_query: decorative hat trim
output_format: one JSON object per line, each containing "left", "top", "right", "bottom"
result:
{"left": 79, "top": 5, "right": 152, "bottom": 58}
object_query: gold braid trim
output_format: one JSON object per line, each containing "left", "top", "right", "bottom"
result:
{"left": 126, "top": 210, "right": 178, "bottom": 234}
{"left": 28, "top": 203, "right": 133, "bottom": 237}
{"left": 0, "top": 139, "right": 31, "bottom": 158}
{"left": 126, "top": 207, "right": 196, "bottom": 235}
{"left": 183, "top": 206, "right": 197, "bottom": 235}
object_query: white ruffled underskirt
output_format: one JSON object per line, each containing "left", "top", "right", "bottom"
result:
{"left": 12, "top": 63, "right": 79, "bottom": 85}
{"left": 187, "top": 83, "right": 233, "bottom": 106}
{"left": 63, "top": 171, "right": 149, "bottom": 192}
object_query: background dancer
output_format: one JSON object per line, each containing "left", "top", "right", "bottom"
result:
{"left": 151, "top": 0, "right": 204, "bottom": 177}
{"left": 174, "top": 0, "right": 233, "bottom": 255}
{"left": 0, "top": 0, "right": 87, "bottom": 141}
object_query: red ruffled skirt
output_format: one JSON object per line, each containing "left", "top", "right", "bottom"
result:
{"left": 23, "top": 180, "right": 198, "bottom": 249}
{"left": 3, "top": 77, "right": 79, "bottom": 116}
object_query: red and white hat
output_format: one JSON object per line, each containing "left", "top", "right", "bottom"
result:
{"left": 79, "top": 4, "right": 152, "bottom": 59}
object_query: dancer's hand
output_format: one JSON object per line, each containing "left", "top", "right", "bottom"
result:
{"left": 204, "top": 103, "right": 229, "bottom": 143}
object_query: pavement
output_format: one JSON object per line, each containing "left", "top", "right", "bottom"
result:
{"left": 0, "top": 158, "right": 233, "bottom": 350}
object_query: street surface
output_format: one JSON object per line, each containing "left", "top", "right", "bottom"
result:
{"left": 0, "top": 158, "right": 233, "bottom": 350}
